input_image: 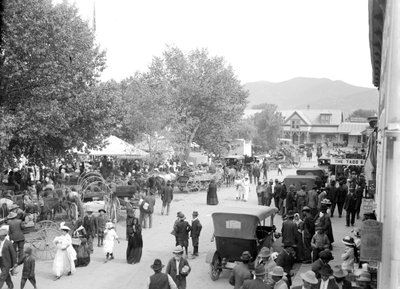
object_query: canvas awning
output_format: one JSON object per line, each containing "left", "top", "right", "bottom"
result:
{"left": 89, "top": 136, "right": 149, "bottom": 159}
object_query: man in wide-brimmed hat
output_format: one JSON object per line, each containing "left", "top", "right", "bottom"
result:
{"left": 146, "top": 259, "right": 177, "bottom": 289}
{"left": 165, "top": 246, "right": 191, "bottom": 289}
{"left": 255, "top": 247, "right": 276, "bottom": 277}
{"left": 173, "top": 213, "right": 191, "bottom": 258}
{"left": 241, "top": 264, "right": 267, "bottom": 289}
{"left": 317, "top": 264, "right": 338, "bottom": 289}
{"left": 7, "top": 211, "right": 25, "bottom": 263}
{"left": 269, "top": 266, "right": 287, "bottom": 289}
{"left": 291, "top": 270, "right": 318, "bottom": 289}
{"left": 229, "top": 251, "right": 253, "bottom": 289}
{"left": 333, "top": 265, "right": 351, "bottom": 289}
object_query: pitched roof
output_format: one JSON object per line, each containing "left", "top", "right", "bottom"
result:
{"left": 280, "top": 109, "right": 343, "bottom": 126}
{"left": 338, "top": 122, "right": 369, "bottom": 135}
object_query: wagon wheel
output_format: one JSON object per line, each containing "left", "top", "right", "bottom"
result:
{"left": 35, "top": 220, "right": 59, "bottom": 231}
{"left": 29, "top": 228, "right": 61, "bottom": 260}
{"left": 210, "top": 253, "right": 222, "bottom": 281}
{"left": 293, "top": 159, "right": 301, "bottom": 168}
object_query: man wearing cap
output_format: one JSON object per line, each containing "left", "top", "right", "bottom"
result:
{"left": 146, "top": 259, "right": 177, "bottom": 289}
{"left": 311, "top": 250, "right": 334, "bottom": 279}
{"left": 317, "top": 264, "right": 339, "bottom": 289}
{"left": 291, "top": 270, "right": 318, "bottom": 289}
{"left": 229, "top": 251, "right": 253, "bottom": 289}
{"left": 274, "top": 179, "right": 282, "bottom": 212}
{"left": 7, "top": 211, "right": 25, "bottom": 263}
{"left": 83, "top": 210, "right": 97, "bottom": 253}
{"left": 165, "top": 246, "right": 191, "bottom": 289}
{"left": 190, "top": 211, "right": 202, "bottom": 257}
{"left": 240, "top": 264, "right": 268, "bottom": 289}
{"left": 0, "top": 228, "right": 17, "bottom": 289}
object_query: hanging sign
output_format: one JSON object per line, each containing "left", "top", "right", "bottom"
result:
{"left": 330, "top": 158, "right": 365, "bottom": 166}
{"left": 360, "top": 220, "right": 382, "bottom": 261}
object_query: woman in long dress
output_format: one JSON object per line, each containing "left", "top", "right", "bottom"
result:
{"left": 126, "top": 217, "right": 143, "bottom": 264}
{"left": 53, "top": 223, "right": 77, "bottom": 280}
{"left": 206, "top": 179, "right": 219, "bottom": 205}
{"left": 72, "top": 223, "right": 90, "bottom": 267}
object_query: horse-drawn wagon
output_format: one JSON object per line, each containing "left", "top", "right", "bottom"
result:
{"left": 176, "top": 171, "right": 223, "bottom": 192}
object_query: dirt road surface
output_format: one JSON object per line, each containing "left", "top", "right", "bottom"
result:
{"left": 17, "top": 158, "right": 358, "bottom": 289}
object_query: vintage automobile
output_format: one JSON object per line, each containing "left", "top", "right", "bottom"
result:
{"left": 205, "top": 206, "right": 278, "bottom": 281}
{"left": 283, "top": 175, "right": 319, "bottom": 191}
{"left": 296, "top": 168, "right": 328, "bottom": 184}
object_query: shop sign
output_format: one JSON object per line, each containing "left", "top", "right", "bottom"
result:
{"left": 360, "top": 220, "right": 382, "bottom": 261}
{"left": 330, "top": 158, "right": 365, "bottom": 166}
{"left": 362, "top": 198, "right": 376, "bottom": 213}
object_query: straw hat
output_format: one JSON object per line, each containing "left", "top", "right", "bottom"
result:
{"left": 300, "top": 271, "right": 318, "bottom": 284}
{"left": 7, "top": 212, "right": 17, "bottom": 219}
{"left": 173, "top": 246, "right": 184, "bottom": 254}
{"left": 270, "top": 266, "right": 285, "bottom": 277}
{"left": 333, "top": 267, "right": 348, "bottom": 278}
{"left": 257, "top": 247, "right": 271, "bottom": 258}
{"left": 342, "top": 236, "right": 355, "bottom": 247}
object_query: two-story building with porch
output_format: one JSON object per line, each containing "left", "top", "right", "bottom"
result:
{"left": 280, "top": 109, "right": 343, "bottom": 145}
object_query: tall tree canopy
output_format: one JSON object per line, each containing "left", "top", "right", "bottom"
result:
{"left": 146, "top": 46, "right": 248, "bottom": 159}
{"left": 0, "top": 0, "right": 115, "bottom": 164}
{"left": 348, "top": 109, "right": 377, "bottom": 119}
{"left": 252, "top": 104, "right": 283, "bottom": 153}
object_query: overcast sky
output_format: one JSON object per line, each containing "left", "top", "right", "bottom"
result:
{"left": 63, "top": 0, "right": 373, "bottom": 88}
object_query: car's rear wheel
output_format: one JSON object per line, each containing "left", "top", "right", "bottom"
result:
{"left": 210, "top": 254, "right": 221, "bottom": 281}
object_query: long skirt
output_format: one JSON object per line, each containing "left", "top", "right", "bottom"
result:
{"left": 207, "top": 190, "right": 218, "bottom": 205}
{"left": 126, "top": 235, "right": 143, "bottom": 264}
{"left": 53, "top": 247, "right": 76, "bottom": 277}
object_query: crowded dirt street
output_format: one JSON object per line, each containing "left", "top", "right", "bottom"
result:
{"left": 20, "top": 157, "right": 357, "bottom": 289}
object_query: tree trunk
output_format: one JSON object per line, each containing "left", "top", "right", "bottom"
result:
{"left": 182, "top": 124, "right": 200, "bottom": 162}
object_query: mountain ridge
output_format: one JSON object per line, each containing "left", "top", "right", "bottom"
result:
{"left": 244, "top": 77, "right": 378, "bottom": 112}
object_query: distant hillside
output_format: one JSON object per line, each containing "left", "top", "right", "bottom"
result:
{"left": 244, "top": 77, "right": 379, "bottom": 113}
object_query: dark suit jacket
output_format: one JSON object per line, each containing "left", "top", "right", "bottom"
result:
{"left": 281, "top": 219, "right": 298, "bottom": 245}
{"left": 1, "top": 239, "right": 17, "bottom": 269}
{"left": 317, "top": 278, "right": 339, "bottom": 289}
{"left": 165, "top": 257, "right": 191, "bottom": 289}
{"left": 7, "top": 218, "right": 25, "bottom": 242}
{"left": 190, "top": 219, "right": 202, "bottom": 238}
{"left": 337, "top": 279, "right": 352, "bottom": 289}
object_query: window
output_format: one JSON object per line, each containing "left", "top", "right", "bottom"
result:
{"left": 320, "top": 114, "right": 331, "bottom": 124}
{"left": 291, "top": 120, "right": 300, "bottom": 129}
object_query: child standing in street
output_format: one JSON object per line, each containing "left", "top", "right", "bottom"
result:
{"left": 97, "top": 209, "right": 107, "bottom": 247}
{"left": 311, "top": 226, "right": 331, "bottom": 262}
{"left": 103, "top": 222, "right": 119, "bottom": 263}
{"left": 18, "top": 247, "right": 37, "bottom": 289}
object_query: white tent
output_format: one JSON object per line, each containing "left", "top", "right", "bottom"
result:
{"left": 89, "top": 135, "right": 149, "bottom": 159}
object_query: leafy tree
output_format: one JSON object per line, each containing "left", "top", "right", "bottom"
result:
{"left": 0, "top": 0, "right": 115, "bottom": 163}
{"left": 146, "top": 46, "right": 248, "bottom": 160}
{"left": 348, "top": 109, "right": 377, "bottom": 119}
{"left": 252, "top": 104, "right": 283, "bottom": 153}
